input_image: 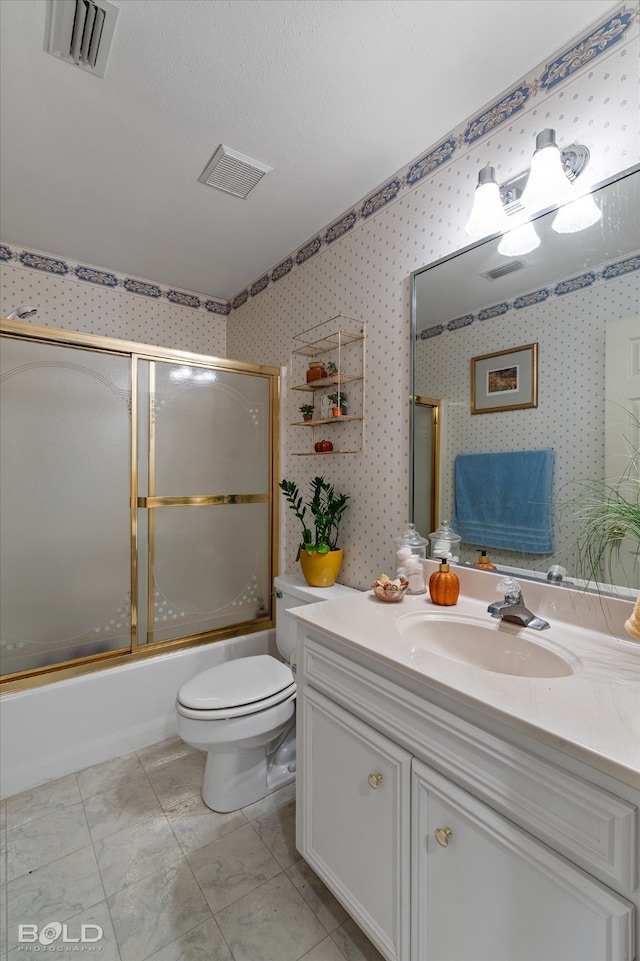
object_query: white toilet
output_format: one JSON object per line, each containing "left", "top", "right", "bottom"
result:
{"left": 175, "top": 573, "right": 359, "bottom": 812}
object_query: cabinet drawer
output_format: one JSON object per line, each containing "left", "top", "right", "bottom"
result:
{"left": 301, "top": 633, "right": 637, "bottom": 892}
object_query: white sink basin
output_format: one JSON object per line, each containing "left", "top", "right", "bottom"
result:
{"left": 395, "top": 612, "right": 578, "bottom": 678}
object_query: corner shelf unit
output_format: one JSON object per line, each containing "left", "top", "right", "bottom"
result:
{"left": 290, "top": 315, "right": 365, "bottom": 455}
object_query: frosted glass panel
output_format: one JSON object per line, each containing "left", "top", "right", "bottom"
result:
{"left": 150, "top": 504, "right": 269, "bottom": 641}
{"left": 0, "top": 338, "right": 131, "bottom": 675}
{"left": 152, "top": 363, "right": 271, "bottom": 495}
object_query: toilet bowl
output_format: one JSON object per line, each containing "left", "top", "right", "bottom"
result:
{"left": 175, "top": 574, "right": 359, "bottom": 812}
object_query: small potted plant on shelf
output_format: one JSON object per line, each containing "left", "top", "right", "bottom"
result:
{"left": 279, "top": 476, "right": 349, "bottom": 586}
{"left": 299, "top": 403, "right": 314, "bottom": 422}
{"left": 328, "top": 391, "right": 348, "bottom": 416}
{"left": 326, "top": 361, "right": 339, "bottom": 383}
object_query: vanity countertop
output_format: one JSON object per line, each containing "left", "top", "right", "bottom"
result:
{"left": 290, "top": 565, "right": 640, "bottom": 789}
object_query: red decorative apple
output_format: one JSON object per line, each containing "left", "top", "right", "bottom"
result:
{"left": 314, "top": 439, "right": 334, "bottom": 453}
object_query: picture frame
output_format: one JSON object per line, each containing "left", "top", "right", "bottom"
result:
{"left": 471, "top": 343, "right": 538, "bottom": 414}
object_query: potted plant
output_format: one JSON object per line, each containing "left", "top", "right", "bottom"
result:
{"left": 279, "top": 476, "right": 349, "bottom": 586}
{"left": 299, "top": 403, "right": 314, "bottom": 422}
{"left": 326, "top": 361, "right": 339, "bottom": 383}
{"left": 328, "top": 391, "right": 348, "bottom": 416}
{"left": 559, "top": 416, "right": 639, "bottom": 639}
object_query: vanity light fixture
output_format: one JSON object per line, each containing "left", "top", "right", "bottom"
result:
{"left": 497, "top": 220, "right": 540, "bottom": 257}
{"left": 464, "top": 128, "right": 599, "bottom": 250}
{"left": 464, "top": 165, "right": 510, "bottom": 239}
{"left": 520, "top": 128, "right": 575, "bottom": 213}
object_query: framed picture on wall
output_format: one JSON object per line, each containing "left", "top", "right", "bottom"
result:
{"left": 471, "top": 343, "right": 538, "bottom": 414}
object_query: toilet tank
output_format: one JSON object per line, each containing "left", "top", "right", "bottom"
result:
{"left": 274, "top": 573, "right": 360, "bottom": 662}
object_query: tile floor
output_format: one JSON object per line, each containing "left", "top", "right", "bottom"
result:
{"left": 1, "top": 736, "right": 384, "bottom": 961}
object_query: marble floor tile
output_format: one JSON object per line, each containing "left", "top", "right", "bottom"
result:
{"left": 215, "top": 871, "right": 327, "bottom": 961}
{"left": 145, "top": 916, "right": 233, "bottom": 961}
{"left": 300, "top": 937, "right": 351, "bottom": 961}
{"left": 241, "top": 780, "right": 296, "bottom": 821}
{"left": 6, "top": 898, "right": 124, "bottom": 961}
{"left": 164, "top": 792, "right": 247, "bottom": 856}
{"left": 331, "top": 919, "right": 385, "bottom": 961}
{"left": 286, "top": 859, "right": 349, "bottom": 933}
{"left": 1, "top": 882, "right": 7, "bottom": 961}
{"left": 95, "top": 811, "right": 183, "bottom": 897}
{"left": 146, "top": 753, "right": 205, "bottom": 810}
{"left": 137, "top": 736, "right": 201, "bottom": 775}
{"left": 77, "top": 751, "right": 147, "bottom": 801}
{"left": 6, "top": 845, "right": 104, "bottom": 950}
{"left": 251, "top": 797, "right": 299, "bottom": 869}
{"left": 84, "top": 773, "right": 163, "bottom": 841}
{"left": 107, "top": 859, "right": 212, "bottom": 961}
{"left": 5, "top": 773, "right": 81, "bottom": 829}
{"left": 6, "top": 802, "right": 91, "bottom": 882}
{"left": 187, "top": 823, "right": 281, "bottom": 914}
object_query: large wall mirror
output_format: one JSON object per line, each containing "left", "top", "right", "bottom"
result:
{"left": 411, "top": 164, "right": 639, "bottom": 593}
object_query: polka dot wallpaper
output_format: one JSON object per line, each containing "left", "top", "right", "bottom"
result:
{"left": 0, "top": 255, "right": 227, "bottom": 358}
{"left": 227, "top": 16, "right": 639, "bottom": 589}
{"left": 1, "top": 5, "right": 637, "bottom": 591}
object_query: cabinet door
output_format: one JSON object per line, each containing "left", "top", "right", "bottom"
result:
{"left": 412, "top": 759, "right": 634, "bottom": 961}
{"left": 299, "top": 687, "right": 411, "bottom": 961}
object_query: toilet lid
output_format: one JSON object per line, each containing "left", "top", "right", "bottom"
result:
{"left": 177, "top": 654, "right": 294, "bottom": 711}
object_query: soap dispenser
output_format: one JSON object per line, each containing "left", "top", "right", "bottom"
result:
{"left": 475, "top": 549, "right": 497, "bottom": 570}
{"left": 429, "top": 558, "right": 460, "bottom": 606}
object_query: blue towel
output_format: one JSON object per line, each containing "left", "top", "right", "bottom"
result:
{"left": 453, "top": 449, "right": 554, "bottom": 553}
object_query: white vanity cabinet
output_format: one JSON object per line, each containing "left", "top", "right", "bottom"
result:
{"left": 296, "top": 628, "right": 637, "bottom": 961}
{"left": 412, "top": 760, "right": 633, "bottom": 961}
{"left": 300, "top": 687, "right": 411, "bottom": 961}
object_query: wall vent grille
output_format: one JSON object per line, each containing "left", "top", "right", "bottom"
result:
{"left": 481, "top": 260, "right": 528, "bottom": 281}
{"left": 47, "top": 0, "right": 119, "bottom": 78}
{"left": 198, "top": 145, "right": 273, "bottom": 199}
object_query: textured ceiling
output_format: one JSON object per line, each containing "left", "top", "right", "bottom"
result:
{"left": 0, "top": 0, "right": 617, "bottom": 301}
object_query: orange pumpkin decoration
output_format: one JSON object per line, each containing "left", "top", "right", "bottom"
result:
{"left": 429, "top": 559, "right": 460, "bottom": 606}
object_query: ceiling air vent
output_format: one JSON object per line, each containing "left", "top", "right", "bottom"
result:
{"left": 47, "top": 0, "right": 119, "bottom": 78}
{"left": 480, "top": 260, "right": 528, "bottom": 281}
{"left": 198, "top": 145, "right": 273, "bottom": 199}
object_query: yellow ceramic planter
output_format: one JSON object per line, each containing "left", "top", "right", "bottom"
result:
{"left": 299, "top": 549, "right": 344, "bottom": 588}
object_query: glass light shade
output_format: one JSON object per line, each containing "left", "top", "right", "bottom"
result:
{"left": 465, "top": 168, "right": 510, "bottom": 238}
{"left": 552, "top": 190, "right": 602, "bottom": 233}
{"left": 521, "top": 132, "right": 574, "bottom": 214}
{"left": 497, "top": 220, "right": 540, "bottom": 257}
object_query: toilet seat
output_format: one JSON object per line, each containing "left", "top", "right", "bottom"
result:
{"left": 176, "top": 654, "right": 295, "bottom": 720}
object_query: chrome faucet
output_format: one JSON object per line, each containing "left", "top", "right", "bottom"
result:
{"left": 488, "top": 578, "right": 550, "bottom": 631}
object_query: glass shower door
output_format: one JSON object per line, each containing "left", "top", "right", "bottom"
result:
{"left": 0, "top": 337, "right": 132, "bottom": 677}
{"left": 137, "top": 359, "right": 275, "bottom": 644}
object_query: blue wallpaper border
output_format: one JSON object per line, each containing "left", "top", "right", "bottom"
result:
{"left": 417, "top": 254, "right": 640, "bottom": 340}
{"left": 2, "top": 5, "right": 634, "bottom": 318}
{"left": 3, "top": 247, "right": 231, "bottom": 316}
{"left": 229, "top": 3, "right": 635, "bottom": 312}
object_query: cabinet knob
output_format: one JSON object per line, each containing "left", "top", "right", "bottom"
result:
{"left": 435, "top": 826, "right": 453, "bottom": 847}
{"left": 367, "top": 773, "right": 383, "bottom": 789}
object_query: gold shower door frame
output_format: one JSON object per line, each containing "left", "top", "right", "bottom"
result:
{"left": 137, "top": 358, "right": 274, "bottom": 646}
{"left": 0, "top": 320, "right": 280, "bottom": 692}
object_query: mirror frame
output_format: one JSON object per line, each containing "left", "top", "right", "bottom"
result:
{"left": 409, "top": 163, "right": 640, "bottom": 591}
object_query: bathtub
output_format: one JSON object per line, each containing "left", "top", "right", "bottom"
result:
{"left": 0, "top": 629, "right": 274, "bottom": 798}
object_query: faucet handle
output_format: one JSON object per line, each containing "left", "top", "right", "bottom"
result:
{"left": 496, "top": 577, "right": 522, "bottom": 602}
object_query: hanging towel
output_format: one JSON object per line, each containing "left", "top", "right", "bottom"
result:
{"left": 453, "top": 449, "right": 554, "bottom": 553}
